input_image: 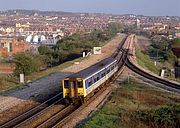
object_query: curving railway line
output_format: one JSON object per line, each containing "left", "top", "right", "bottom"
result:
{"left": 125, "top": 57, "right": 180, "bottom": 92}
{"left": 124, "top": 34, "right": 180, "bottom": 93}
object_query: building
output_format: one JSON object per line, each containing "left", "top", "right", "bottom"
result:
{"left": 171, "top": 45, "right": 180, "bottom": 58}
{"left": 136, "top": 19, "right": 141, "bottom": 29}
{"left": 0, "top": 36, "right": 32, "bottom": 57}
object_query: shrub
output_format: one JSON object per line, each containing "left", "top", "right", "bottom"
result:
{"left": 131, "top": 104, "right": 180, "bottom": 128}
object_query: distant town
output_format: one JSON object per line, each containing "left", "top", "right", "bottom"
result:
{"left": 0, "top": 10, "right": 179, "bottom": 58}
{"left": 0, "top": 9, "right": 179, "bottom": 77}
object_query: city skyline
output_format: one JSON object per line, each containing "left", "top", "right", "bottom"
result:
{"left": 0, "top": 0, "right": 180, "bottom": 16}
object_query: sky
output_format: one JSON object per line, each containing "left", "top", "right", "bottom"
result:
{"left": 0, "top": 0, "right": 180, "bottom": 16}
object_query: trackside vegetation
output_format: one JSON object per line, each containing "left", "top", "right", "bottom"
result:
{"left": 77, "top": 79, "right": 180, "bottom": 128}
{"left": 136, "top": 50, "right": 160, "bottom": 74}
{"left": 136, "top": 38, "right": 179, "bottom": 77}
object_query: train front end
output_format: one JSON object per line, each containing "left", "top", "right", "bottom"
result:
{"left": 62, "top": 78, "right": 85, "bottom": 103}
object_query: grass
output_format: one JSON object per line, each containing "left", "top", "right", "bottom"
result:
{"left": 77, "top": 79, "right": 180, "bottom": 128}
{"left": 136, "top": 50, "right": 160, "bottom": 74}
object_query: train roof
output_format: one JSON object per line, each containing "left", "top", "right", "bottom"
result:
{"left": 67, "top": 57, "right": 116, "bottom": 79}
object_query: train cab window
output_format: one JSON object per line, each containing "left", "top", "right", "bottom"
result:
{"left": 77, "top": 80, "right": 83, "bottom": 88}
{"left": 64, "top": 80, "right": 69, "bottom": 88}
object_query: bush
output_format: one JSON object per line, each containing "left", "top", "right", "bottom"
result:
{"left": 38, "top": 45, "right": 51, "bottom": 55}
{"left": 131, "top": 104, "right": 180, "bottom": 128}
{"left": 13, "top": 53, "right": 48, "bottom": 76}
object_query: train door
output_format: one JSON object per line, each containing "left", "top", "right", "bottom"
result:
{"left": 70, "top": 80, "right": 78, "bottom": 97}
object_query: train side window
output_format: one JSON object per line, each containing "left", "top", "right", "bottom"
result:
{"left": 85, "top": 80, "right": 88, "bottom": 89}
{"left": 101, "top": 73, "right": 104, "bottom": 78}
{"left": 97, "top": 73, "right": 100, "bottom": 80}
{"left": 77, "top": 80, "right": 83, "bottom": 88}
{"left": 88, "top": 78, "right": 92, "bottom": 87}
{"left": 64, "top": 80, "right": 69, "bottom": 88}
{"left": 107, "top": 68, "right": 110, "bottom": 73}
{"left": 88, "top": 81, "right": 92, "bottom": 87}
{"left": 94, "top": 77, "right": 97, "bottom": 83}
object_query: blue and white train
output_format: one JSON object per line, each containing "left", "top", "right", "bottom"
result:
{"left": 62, "top": 57, "right": 118, "bottom": 103}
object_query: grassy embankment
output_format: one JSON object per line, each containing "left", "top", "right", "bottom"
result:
{"left": 78, "top": 79, "right": 180, "bottom": 128}
{"left": 136, "top": 50, "right": 160, "bottom": 74}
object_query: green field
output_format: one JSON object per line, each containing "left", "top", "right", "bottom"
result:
{"left": 77, "top": 79, "right": 180, "bottom": 128}
{"left": 136, "top": 50, "right": 160, "bottom": 74}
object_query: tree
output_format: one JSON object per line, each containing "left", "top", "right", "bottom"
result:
{"left": 107, "top": 23, "right": 122, "bottom": 37}
{"left": 38, "top": 45, "right": 50, "bottom": 55}
{"left": 14, "top": 53, "right": 38, "bottom": 76}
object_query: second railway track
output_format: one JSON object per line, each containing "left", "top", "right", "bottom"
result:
{"left": 125, "top": 57, "right": 180, "bottom": 91}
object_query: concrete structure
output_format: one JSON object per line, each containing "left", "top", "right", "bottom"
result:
{"left": 136, "top": 19, "right": 140, "bottom": 29}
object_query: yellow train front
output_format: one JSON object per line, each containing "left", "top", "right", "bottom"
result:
{"left": 62, "top": 57, "right": 118, "bottom": 104}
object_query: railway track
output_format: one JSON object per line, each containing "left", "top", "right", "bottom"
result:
{"left": 51, "top": 81, "right": 110, "bottom": 128}
{"left": 125, "top": 57, "right": 180, "bottom": 91}
{"left": 36, "top": 104, "right": 80, "bottom": 128}
{"left": 0, "top": 35, "right": 129, "bottom": 128}
{"left": 49, "top": 36, "right": 130, "bottom": 128}
{"left": 112, "top": 35, "right": 128, "bottom": 58}
{"left": 0, "top": 93, "right": 63, "bottom": 128}
{"left": 13, "top": 98, "right": 66, "bottom": 128}
{"left": 124, "top": 34, "right": 180, "bottom": 92}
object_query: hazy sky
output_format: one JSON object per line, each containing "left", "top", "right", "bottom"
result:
{"left": 0, "top": 0, "right": 179, "bottom": 16}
